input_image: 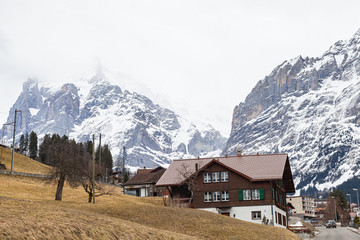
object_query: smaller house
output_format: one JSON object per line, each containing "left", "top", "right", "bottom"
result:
{"left": 123, "top": 166, "right": 166, "bottom": 197}
{"left": 287, "top": 196, "right": 316, "bottom": 219}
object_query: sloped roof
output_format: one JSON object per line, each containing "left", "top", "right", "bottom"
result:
{"left": 156, "top": 154, "right": 295, "bottom": 193}
{"left": 124, "top": 166, "right": 166, "bottom": 186}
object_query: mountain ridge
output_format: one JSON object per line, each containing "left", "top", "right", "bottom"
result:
{"left": 2, "top": 72, "right": 226, "bottom": 169}
{"left": 224, "top": 28, "right": 360, "bottom": 195}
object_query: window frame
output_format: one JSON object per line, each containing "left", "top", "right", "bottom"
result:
{"left": 212, "top": 172, "right": 220, "bottom": 182}
{"left": 204, "top": 192, "right": 212, "bottom": 202}
{"left": 221, "top": 171, "right": 228, "bottom": 182}
{"left": 252, "top": 189, "right": 260, "bottom": 200}
{"left": 213, "top": 191, "right": 221, "bottom": 202}
{"left": 204, "top": 173, "right": 211, "bottom": 183}
{"left": 243, "top": 189, "right": 251, "bottom": 200}
{"left": 221, "top": 191, "right": 229, "bottom": 201}
{"left": 251, "top": 211, "right": 261, "bottom": 220}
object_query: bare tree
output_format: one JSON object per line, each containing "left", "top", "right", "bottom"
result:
{"left": 176, "top": 161, "right": 203, "bottom": 205}
{"left": 81, "top": 160, "right": 113, "bottom": 203}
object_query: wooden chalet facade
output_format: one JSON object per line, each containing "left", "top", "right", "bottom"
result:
{"left": 156, "top": 153, "right": 295, "bottom": 228}
{"left": 123, "top": 166, "right": 166, "bottom": 197}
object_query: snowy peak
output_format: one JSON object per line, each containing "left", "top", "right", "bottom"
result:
{"left": 3, "top": 70, "right": 226, "bottom": 169}
{"left": 352, "top": 28, "right": 360, "bottom": 38}
{"left": 225, "top": 29, "right": 360, "bottom": 196}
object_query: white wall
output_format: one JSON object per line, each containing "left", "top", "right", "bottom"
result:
{"left": 197, "top": 205, "right": 287, "bottom": 228}
{"left": 140, "top": 188, "right": 147, "bottom": 197}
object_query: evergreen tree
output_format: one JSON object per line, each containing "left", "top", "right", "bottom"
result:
{"left": 85, "top": 140, "right": 93, "bottom": 155}
{"left": 39, "top": 134, "right": 51, "bottom": 164}
{"left": 19, "top": 134, "right": 25, "bottom": 154}
{"left": 102, "top": 144, "right": 113, "bottom": 176}
{"left": 29, "top": 131, "right": 38, "bottom": 159}
{"left": 330, "top": 190, "right": 347, "bottom": 209}
{"left": 24, "top": 133, "right": 29, "bottom": 156}
{"left": 95, "top": 144, "right": 113, "bottom": 177}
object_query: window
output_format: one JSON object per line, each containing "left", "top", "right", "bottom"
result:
{"left": 212, "top": 172, "right": 220, "bottom": 182}
{"left": 204, "top": 173, "right": 211, "bottom": 183}
{"left": 252, "top": 211, "right": 261, "bottom": 220}
{"left": 221, "top": 191, "right": 229, "bottom": 201}
{"left": 283, "top": 215, "right": 286, "bottom": 226}
{"left": 278, "top": 212, "right": 282, "bottom": 225}
{"left": 204, "top": 192, "right": 211, "bottom": 202}
{"left": 221, "top": 172, "right": 228, "bottom": 182}
{"left": 252, "top": 189, "right": 260, "bottom": 200}
{"left": 213, "top": 191, "right": 221, "bottom": 202}
{"left": 243, "top": 190, "right": 251, "bottom": 200}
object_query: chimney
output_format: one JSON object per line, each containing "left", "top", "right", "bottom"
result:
{"left": 153, "top": 164, "right": 156, "bottom": 169}
{"left": 237, "top": 148, "right": 242, "bottom": 156}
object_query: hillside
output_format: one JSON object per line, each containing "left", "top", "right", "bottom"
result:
{"left": 0, "top": 171, "right": 299, "bottom": 239}
{"left": 0, "top": 145, "right": 51, "bottom": 174}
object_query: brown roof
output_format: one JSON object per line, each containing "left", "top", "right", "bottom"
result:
{"left": 124, "top": 166, "right": 166, "bottom": 186}
{"left": 156, "top": 153, "right": 295, "bottom": 193}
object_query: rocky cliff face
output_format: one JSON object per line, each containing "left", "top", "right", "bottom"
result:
{"left": 3, "top": 69, "right": 226, "bottom": 169}
{"left": 224, "top": 29, "right": 360, "bottom": 195}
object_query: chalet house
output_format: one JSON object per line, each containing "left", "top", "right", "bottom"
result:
{"left": 156, "top": 152, "right": 295, "bottom": 228}
{"left": 123, "top": 166, "right": 166, "bottom": 197}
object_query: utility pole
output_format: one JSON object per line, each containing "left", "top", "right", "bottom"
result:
{"left": 11, "top": 109, "right": 21, "bottom": 173}
{"left": 92, "top": 134, "right": 95, "bottom": 204}
{"left": 122, "top": 146, "right": 126, "bottom": 184}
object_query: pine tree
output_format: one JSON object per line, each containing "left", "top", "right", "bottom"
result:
{"left": 24, "top": 133, "right": 29, "bottom": 156}
{"left": 102, "top": 144, "right": 113, "bottom": 176}
{"left": 85, "top": 140, "right": 93, "bottom": 155}
{"left": 29, "top": 131, "right": 38, "bottom": 160}
{"left": 39, "top": 134, "right": 51, "bottom": 164}
{"left": 19, "top": 134, "right": 25, "bottom": 154}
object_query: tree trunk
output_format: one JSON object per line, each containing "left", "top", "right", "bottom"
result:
{"left": 55, "top": 174, "right": 65, "bottom": 201}
{"left": 88, "top": 192, "right": 93, "bottom": 203}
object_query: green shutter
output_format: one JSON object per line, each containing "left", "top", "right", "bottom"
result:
{"left": 260, "top": 188, "right": 265, "bottom": 200}
{"left": 238, "top": 189, "right": 243, "bottom": 201}
{"left": 272, "top": 189, "right": 275, "bottom": 200}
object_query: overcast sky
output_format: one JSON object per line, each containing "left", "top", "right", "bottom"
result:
{"left": 1, "top": 0, "right": 360, "bottom": 137}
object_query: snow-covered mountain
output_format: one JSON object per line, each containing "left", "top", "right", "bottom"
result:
{"left": 223, "top": 29, "right": 360, "bottom": 195}
{"left": 2, "top": 68, "right": 226, "bottom": 168}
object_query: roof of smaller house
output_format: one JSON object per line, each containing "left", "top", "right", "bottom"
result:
{"left": 124, "top": 166, "right": 166, "bottom": 186}
{"left": 156, "top": 153, "right": 295, "bottom": 193}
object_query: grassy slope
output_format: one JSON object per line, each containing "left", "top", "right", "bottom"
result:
{"left": 0, "top": 146, "right": 51, "bottom": 174}
{"left": 0, "top": 146, "right": 300, "bottom": 239}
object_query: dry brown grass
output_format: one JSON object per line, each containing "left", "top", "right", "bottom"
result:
{"left": 0, "top": 175, "right": 300, "bottom": 240}
{"left": 0, "top": 146, "right": 51, "bottom": 174}
{"left": 0, "top": 146, "right": 300, "bottom": 239}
